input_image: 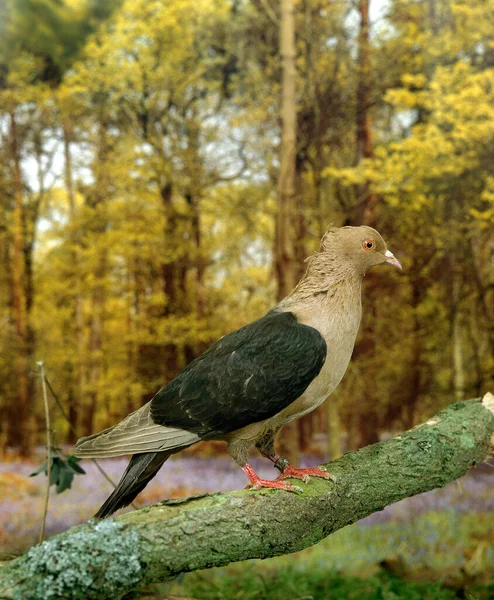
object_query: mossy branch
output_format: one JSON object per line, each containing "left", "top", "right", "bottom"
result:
{"left": 1, "top": 395, "right": 493, "bottom": 600}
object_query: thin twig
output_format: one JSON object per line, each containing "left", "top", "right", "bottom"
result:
{"left": 37, "top": 361, "right": 51, "bottom": 544}
{"left": 44, "top": 374, "right": 138, "bottom": 509}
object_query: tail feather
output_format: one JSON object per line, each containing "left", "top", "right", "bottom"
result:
{"left": 95, "top": 451, "right": 170, "bottom": 518}
{"left": 75, "top": 402, "right": 200, "bottom": 458}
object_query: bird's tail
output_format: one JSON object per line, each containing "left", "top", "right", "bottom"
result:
{"left": 75, "top": 402, "right": 199, "bottom": 459}
{"left": 95, "top": 451, "right": 170, "bottom": 519}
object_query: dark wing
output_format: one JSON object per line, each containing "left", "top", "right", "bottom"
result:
{"left": 150, "top": 310, "right": 327, "bottom": 437}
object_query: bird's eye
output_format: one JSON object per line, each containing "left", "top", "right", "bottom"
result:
{"left": 362, "top": 239, "right": 375, "bottom": 251}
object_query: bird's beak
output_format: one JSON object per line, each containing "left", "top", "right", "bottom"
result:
{"left": 385, "top": 250, "right": 402, "bottom": 270}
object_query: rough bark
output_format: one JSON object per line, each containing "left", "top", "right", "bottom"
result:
{"left": 1, "top": 395, "right": 493, "bottom": 600}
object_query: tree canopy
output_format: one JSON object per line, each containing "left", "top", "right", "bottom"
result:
{"left": 0, "top": 0, "right": 492, "bottom": 456}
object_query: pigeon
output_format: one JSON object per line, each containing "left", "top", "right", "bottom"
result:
{"left": 75, "top": 225, "right": 401, "bottom": 517}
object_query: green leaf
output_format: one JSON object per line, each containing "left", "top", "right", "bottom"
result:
{"left": 67, "top": 455, "right": 86, "bottom": 474}
{"left": 29, "top": 462, "right": 47, "bottom": 477}
{"left": 29, "top": 453, "right": 87, "bottom": 493}
{"left": 56, "top": 465, "right": 75, "bottom": 493}
{"left": 49, "top": 460, "right": 61, "bottom": 486}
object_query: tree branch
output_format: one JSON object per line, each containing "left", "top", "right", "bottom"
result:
{"left": 1, "top": 395, "right": 493, "bottom": 600}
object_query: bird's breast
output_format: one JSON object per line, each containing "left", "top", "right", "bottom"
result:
{"left": 279, "top": 300, "right": 362, "bottom": 424}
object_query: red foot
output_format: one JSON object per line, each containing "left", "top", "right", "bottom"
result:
{"left": 276, "top": 465, "right": 330, "bottom": 482}
{"left": 242, "top": 465, "right": 301, "bottom": 492}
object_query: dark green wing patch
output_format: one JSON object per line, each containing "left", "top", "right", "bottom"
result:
{"left": 150, "top": 311, "right": 327, "bottom": 437}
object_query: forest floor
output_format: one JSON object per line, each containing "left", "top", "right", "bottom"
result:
{"left": 1, "top": 454, "right": 494, "bottom": 599}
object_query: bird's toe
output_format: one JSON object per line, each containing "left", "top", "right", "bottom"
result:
{"left": 277, "top": 465, "right": 331, "bottom": 481}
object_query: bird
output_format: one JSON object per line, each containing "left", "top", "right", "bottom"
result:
{"left": 75, "top": 225, "right": 402, "bottom": 518}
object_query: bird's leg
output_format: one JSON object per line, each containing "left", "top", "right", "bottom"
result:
{"left": 256, "top": 434, "right": 290, "bottom": 471}
{"left": 228, "top": 439, "right": 301, "bottom": 492}
{"left": 260, "top": 450, "right": 290, "bottom": 473}
{"left": 256, "top": 435, "right": 330, "bottom": 483}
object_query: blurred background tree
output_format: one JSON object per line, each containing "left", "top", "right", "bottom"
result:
{"left": 0, "top": 0, "right": 492, "bottom": 462}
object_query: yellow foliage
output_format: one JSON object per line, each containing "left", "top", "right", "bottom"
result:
{"left": 1, "top": 0, "right": 493, "bottom": 452}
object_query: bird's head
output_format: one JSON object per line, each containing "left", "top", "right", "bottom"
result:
{"left": 320, "top": 225, "right": 402, "bottom": 275}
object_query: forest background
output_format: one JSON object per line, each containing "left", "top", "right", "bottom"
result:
{"left": 0, "top": 0, "right": 493, "bottom": 465}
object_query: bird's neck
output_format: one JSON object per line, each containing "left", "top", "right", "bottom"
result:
{"left": 282, "top": 252, "right": 362, "bottom": 302}
{"left": 276, "top": 253, "right": 363, "bottom": 331}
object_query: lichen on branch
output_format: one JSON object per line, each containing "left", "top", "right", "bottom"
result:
{"left": 1, "top": 396, "right": 493, "bottom": 600}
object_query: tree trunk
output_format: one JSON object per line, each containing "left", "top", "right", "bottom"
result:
{"left": 401, "top": 275, "right": 422, "bottom": 428}
{"left": 275, "top": 0, "right": 299, "bottom": 462}
{"left": 274, "top": 0, "right": 297, "bottom": 301}
{"left": 83, "top": 253, "right": 106, "bottom": 436}
{"left": 7, "top": 111, "right": 30, "bottom": 455}
{"left": 189, "top": 195, "right": 206, "bottom": 322}
{"left": 452, "top": 271, "right": 465, "bottom": 402}
{"left": 63, "top": 122, "right": 84, "bottom": 442}
{"left": 467, "top": 234, "right": 493, "bottom": 394}
{"left": 349, "top": 0, "right": 381, "bottom": 449}
{"left": 355, "top": 0, "right": 377, "bottom": 228}
{"left": 0, "top": 210, "right": 11, "bottom": 450}
{"left": 327, "top": 398, "right": 343, "bottom": 459}
{"left": 2, "top": 396, "right": 493, "bottom": 600}
{"left": 125, "top": 263, "right": 137, "bottom": 416}
{"left": 82, "top": 120, "right": 109, "bottom": 436}
{"left": 160, "top": 182, "right": 180, "bottom": 379}
{"left": 186, "top": 192, "right": 208, "bottom": 358}
{"left": 185, "top": 116, "right": 206, "bottom": 324}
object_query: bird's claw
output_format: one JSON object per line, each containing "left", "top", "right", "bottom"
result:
{"left": 276, "top": 465, "right": 331, "bottom": 482}
{"left": 242, "top": 464, "right": 304, "bottom": 493}
{"left": 246, "top": 479, "right": 302, "bottom": 493}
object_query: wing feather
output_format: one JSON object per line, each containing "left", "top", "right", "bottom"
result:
{"left": 150, "top": 310, "right": 327, "bottom": 436}
{"left": 75, "top": 403, "right": 200, "bottom": 458}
